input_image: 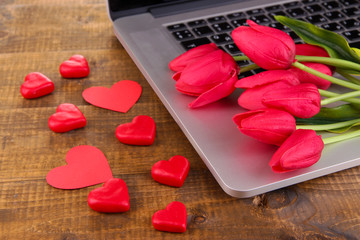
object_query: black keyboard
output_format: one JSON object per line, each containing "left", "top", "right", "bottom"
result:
{"left": 166, "top": 0, "right": 360, "bottom": 59}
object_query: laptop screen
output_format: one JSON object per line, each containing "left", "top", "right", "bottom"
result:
{"left": 108, "top": 0, "right": 239, "bottom": 20}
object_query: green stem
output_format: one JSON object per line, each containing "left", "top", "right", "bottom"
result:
{"left": 292, "top": 61, "right": 360, "bottom": 90}
{"left": 239, "top": 64, "right": 259, "bottom": 73}
{"left": 319, "top": 89, "right": 360, "bottom": 105}
{"left": 295, "top": 55, "right": 360, "bottom": 72}
{"left": 233, "top": 55, "right": 250, "bottom": 61}
{"left": 320, "top": 90, "right": 360, "bottom": 106}
{"left": 322, "top": 129, "right": 360, "bottom": 145}
{"left": 297, "top": 118, "right": 360, "bottom": 131}
{"left": 337, "top": 69, "right": 360, "bottom": 85}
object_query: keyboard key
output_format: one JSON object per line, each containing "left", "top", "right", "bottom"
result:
{"left": 265, "top": 4, "right": 283, "bottom": 12}
{"left": 305, "top": 14, "right": 327, "bottom": 24}
{"left": 210, "top": 33, "right": 233, "bottom": 44}
{"left": 350, "top": 41, "right": 360, "bottom": 48}
{"left": 172, "top": 30, "right": 194, "bottom": 41}
{"left": 180, "top": 38, "right": 211, "bottom": 50}
{"left": 193, "top": 26, "right": 214, "bottom": 36}
{"left": 322, "top": 1, "right": 341, "bottom": 10}
{"left": 339, "top": 0, "right": 359, "bottom": 7}
{"left": 324, "top": 11, "right": 345, "bottom": 20}
{"left": 225, "top": 43, "right": 241, "bottom": 54}
{"left": 268, "top": 22, "right": 288, "bottom": 31}
{"left": 342, "top": 30, "right": 360, "bottom": 41}
{"left": 268, "top": 11, "right": 287, "bottom": 19}
{"left": 284, "top": 1, "right": 302, "bottom": 8}
{"left": 207, "top": 16, "right": 226, "bottom": 23}
{"left": 167, "top": 23, "right": 186, "bottom": 31}
{"left": 321, "top": 22, "right": 343, "bottom": 31}
{"left": 227, "top": 12, "right": 246, "bottom": 19}
{"left": 249, "top": 15, "right": 271, "bottom": 24}
{"left": 304, "top": 4, "right": 323, "bottom": 13}
{"left": 340, "top": 19, "right": 360, "bottom": 29}
{"left": 246, "top": 8, "right": 265, "bottom": 16}
{"left": 212, "top": 22, "right": 233, "bottom": 33}
{"left": 287, "top": 8, "right": 307, "bottom": 18}
{"left": 188, "top": 19, "right": 206, "bottom": 27}
{"left": 288, "top": 31, "right": 301, "bottom": 41}
{"left": 231, "top": 18, "right": 247, "bottom": 27}
{"left": 302, "top": 0, "right": 317, "bottom": 5}
{"left": 342, "top": 7, "right": 360, "bottom": 16}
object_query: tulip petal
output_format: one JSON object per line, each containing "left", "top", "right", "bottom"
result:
{"left": 189, "top": 70, "right": 238, "bottom": 108}
{"left": 262, "top": 83, "right": 321, "bottom": 118}
{"left": 235, "top": 70, "right": 300, "bottom": 89}
{"left": 238, "top": 81, "right": 293, "bottom": 110}
{"left": 269, "top": 129, "right": 324, "bottom": 173}
{"left": 233, "top": 108, "right": 296, "bottom": 146}
{"left": 169, "top": 43, "right": 218, "bottom": 72}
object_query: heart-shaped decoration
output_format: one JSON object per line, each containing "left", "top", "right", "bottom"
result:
{"left": 48, "top": 103, "right": 87, "bottom": 133}
{"left": 152, "top": 201, "right": 187, "bottom": 233}
{"left": 151, "top": 155, "right": 190, "bottom": 187}
{"left": 87, "top": 178, "right": 130, "bottom": 213}
{"left": 46, "top": 145, "right": 113, "bottom": 189}
{"left": 82, "top": 80, "right": 142, "bottom": 113}
{"left": 20, "top": 72, "right": 55, "bottom": 99}
{"left": 59, "top": 55, "right": 90, "bottom": 78}
{"left": 115, "top": 115, "right": 156, "bottom": 145}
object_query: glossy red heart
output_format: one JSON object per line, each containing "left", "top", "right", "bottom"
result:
{"left": 115, "top": 115, "right": 156, "bottom": 145}
{"left": 82, "top": 80, "right": 142, "bottom": 113}
{"left": 59, "top": 55, "right": 90, "bottom": 78}
{"left": 87, "top": 178, "right": 130, "bottom": 213}
{"left": 20, "top": 72, "right": 55, "bottom": 99}
{"left": 151, "top": 155, "right": 190, "bottom": 187}
{"left": 152, "top": 201, "right": 187, "bottom": 233}
{"left": 48, "top": 103, "right": 87, "bottom": 133}
{"left": 46, "top": 145, "right": 113, "bottom": 189}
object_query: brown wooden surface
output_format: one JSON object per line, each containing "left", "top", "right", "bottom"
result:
{"left": 1, "top": 1, "right": 360, "bottom": 239}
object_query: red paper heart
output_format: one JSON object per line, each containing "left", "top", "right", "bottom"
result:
{"left": 152, "top": 201, "right": 187, "bottom": 233}
{"left": 48, "top": 103, "right": 87, "bottom": 133}
{"left": 59, "top": 55, "right": 90, "bottom": 78}
{"left": 82, "top": 80, "right": 142, "bottom": 113}
{"left": 87, "top": 178, "right": 130, "bottom": 213}
{"left": 20, "top": 72, "right": 55, "bottom": 99}
{"left": 151, "top": 155, "right": 190, "bottom": 187}
{"left": 115, "top": 115, "right": 156, "bottom": 145}
{"left": 46, "top": 145, "right": 113, "bottom": 189}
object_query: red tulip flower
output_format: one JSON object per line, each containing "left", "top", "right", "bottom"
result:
{"left": 235, "top": 70, "right": 300, "bottom": 110}
{"left": 295, "top": 43, "right": 330, "bottom": 58}
{"left": 233, "top": 108, "right": 296, "bottom": 146}
{"left": 269, "top": 129, "right": 324, "bottom": 173}
{"left": 231, "top": 20, "right": 295, "bottom": 70}
{"left": 173, "top": 49, "right": 239, "bottom": 108}
{"left": 262, "top": 83, "right": 321, "bottom": 118}
{"left": 169, "top": 43, "right": 219, "bottom": 72}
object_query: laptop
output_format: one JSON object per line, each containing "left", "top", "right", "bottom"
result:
{"left": 107, "top": 0, "right": 360, "bottom": 198}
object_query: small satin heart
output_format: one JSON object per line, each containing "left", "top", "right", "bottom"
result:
{"left": 151, "top": 155, "right": 190, "bottom": 187}
{"left": 20, "top": 72, "right": 55, "bottom": 99}
{"left": 87, "top": 178, "right": 130, "bottom": 213}
{"left": 46, "top": 145, "right": 113, "bottom": 189}
{"left": 59, "top": 55, "right": 90, "bottom": 78}
{"left": 115, "top": 115, "right": 156, "bottom": 145}
{"left": 152, "top": 201, "right": 187, "bottom": 233}
{"left": 48, "top": 103, "right": 87, "bottom": 133}
{"left": 82, "top": 80, "right": 142, "bottom": 113}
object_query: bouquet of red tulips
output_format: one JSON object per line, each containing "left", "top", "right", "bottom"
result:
{"left": 169, "top": 16, "right": 360, "bottom": 173}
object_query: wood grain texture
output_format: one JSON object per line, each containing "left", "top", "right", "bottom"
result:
{"left": 1, "top": 1, "right": 360, "bottom": 239}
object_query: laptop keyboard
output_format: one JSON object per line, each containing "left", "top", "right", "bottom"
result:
{"left": 166, "top": 0, "right": 360, "bottom": 64}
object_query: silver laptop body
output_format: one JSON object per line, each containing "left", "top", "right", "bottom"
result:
{"left": 107, "top": 0, "right": 360, "bottom": 198}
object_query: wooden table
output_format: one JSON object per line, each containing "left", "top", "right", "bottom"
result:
{"left": 1, "top": 1, "right": 360, "bottom": 239}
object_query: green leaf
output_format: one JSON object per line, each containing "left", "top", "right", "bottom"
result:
{"left": 327, "top": 122, "right": 360, "bottom": 134}
{"left": 296, "top": 104, "right": 360, "bottom": 125}
{"left": 274, "top": 15, "right": 360, "bottom": 74}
